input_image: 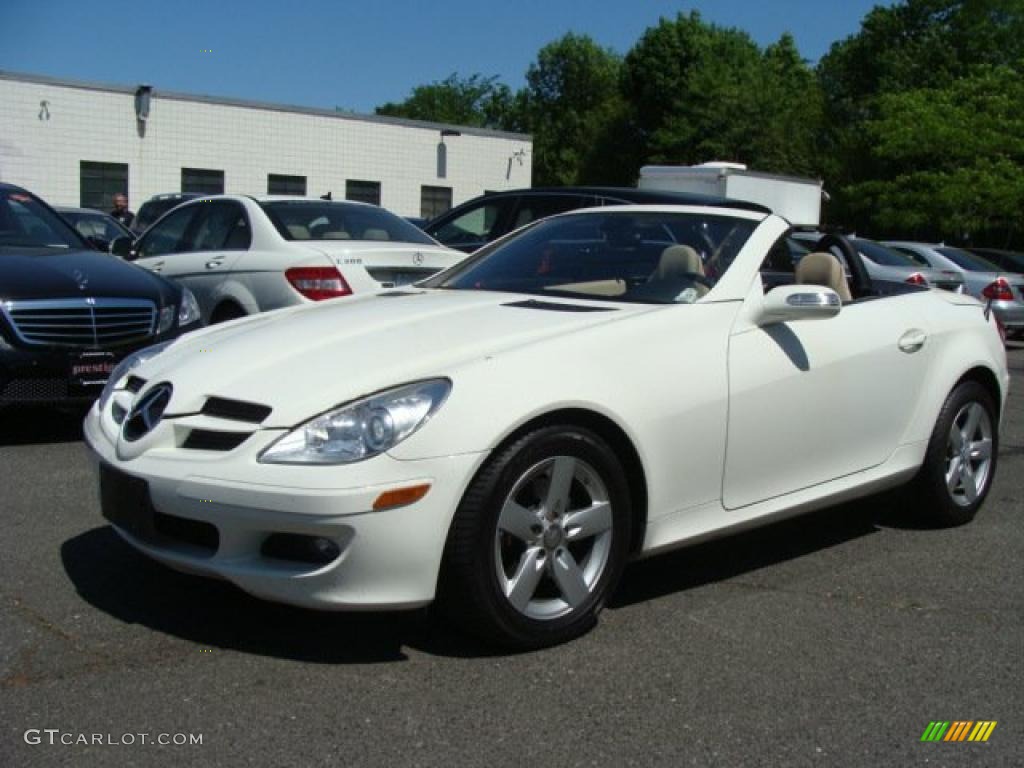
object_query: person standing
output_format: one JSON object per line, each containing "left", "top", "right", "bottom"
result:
{"left": 110, "top": 193, "right": 135, "bottom": 228}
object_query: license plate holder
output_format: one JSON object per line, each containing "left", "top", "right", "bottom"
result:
{"left": 69, "top": 350, "right": 117, "bottom": 394}
{"left": 100, "top": 463, "right": 158, "bottom": 544}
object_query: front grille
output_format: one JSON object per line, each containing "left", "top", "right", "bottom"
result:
{"left": 2, "top": 298, "right": 156, "bottom": 348}
{"left": 182, "top": 429, "right": 251, "bottom": 451}
{"left": 201, "top": 396, "right": 272, "bottom": 423}
{"left": 0, "top": 378, "right": 68, "bottom": 401}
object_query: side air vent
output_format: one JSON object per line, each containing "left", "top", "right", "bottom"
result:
{"left": 503, "top": 300, "right": 616, "bottom": 313}
{"left": 182, "top": 430, "right": 251, "bottom": 451}
{"left": 125, "top": 376, "right": 146, "bottom": 393}
{"left": 201, "top": 397, "right": 272, "bottom": 423}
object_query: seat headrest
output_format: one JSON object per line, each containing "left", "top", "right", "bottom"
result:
{"left": 795, "top": 251, "right": 852, "bottom": 302}
{"left": 656, "top": 244, "right": 704, "bottom": 279}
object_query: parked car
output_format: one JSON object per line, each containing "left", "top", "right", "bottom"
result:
{"left": 967, "top": 247, "right": 1024, "bottom": 274}
{"left": 87, "top": 202, "right": 1005, "bottom": 648}
{"left": 56, "top": 206, "right": 133, "bottom": 252}
{"left": 111, "top": 196, "right": 466, "bottom": 324}
{"left": 792, "top": 233, "right": 965, "bottom": 292}
{"left": 424, "top": 186, "right": 770, "bottom": 252}
{"left": 885, "top": 241, "right": 1024, "bottom": 336}
{"left": 131, "top": 193, "right": 202, "bottom": 235}
{"left": 0, "top": 183, "right": 202, "bottom": 407}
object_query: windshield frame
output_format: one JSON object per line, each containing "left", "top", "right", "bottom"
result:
{"left": 421, "top": 208, "right": 761, "bottom": 305}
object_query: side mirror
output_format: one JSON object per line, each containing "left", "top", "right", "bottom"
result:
{"left": 757, "top": 284, "right": 841, "bottom": 325}
{"left": 110, "top": 235, "right": 137, "bottom": 260}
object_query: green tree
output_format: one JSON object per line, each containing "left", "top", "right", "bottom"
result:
{"left": 519, "top": 33, "right": 628, "bottom": 185}
{"left": 375, "top": 73, "right": 520, "bottom": 130}
{"left": 818, "top": 0, "right": 1024, "bottom": 244}
{"left": 621, "top": 14, "right": 822, "bottom": 176}
{"left": 847, "top": 66, "right": 1024, "bottom": 244}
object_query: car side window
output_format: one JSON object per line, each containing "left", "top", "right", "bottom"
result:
{"left": 509, "top": 195, "right": 592, "bottom": 231}
{"left": 889, "top": 246, "right": 930, "bottom": 266}
{"left": 186, "top": 201, "right": 251, "bottom": 252}
{"left": 136, "top": 206, "right": 200, "bottom": 258}
{"left": 431, "top": 202, "right": 506, "bottom": 246}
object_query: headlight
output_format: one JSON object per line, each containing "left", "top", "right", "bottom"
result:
{"left": 97, "top": 341, "right": 174, "bottom": 413}
{"left": 178, "top": 288, "right": 201, "bottom": 327}
{"left": 259, "top": 379, "right": 451, "bottom": 465}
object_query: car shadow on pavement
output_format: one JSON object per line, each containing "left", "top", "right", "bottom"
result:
{"left": 610, "top": 494, "right": 906, "bottom": 609}
{"left": 60, "top": 527, "right": 498, "bottom": 663}
{"left": 0, "top": 405, "right": 88, "bottom": 446}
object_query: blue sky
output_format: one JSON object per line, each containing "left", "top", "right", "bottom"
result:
{"left": 0, "top": 0, "right": 889, "bottom": 114}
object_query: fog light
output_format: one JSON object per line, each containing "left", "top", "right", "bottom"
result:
{"left": 261, "top": 533, "right": 341, "bottom": 565}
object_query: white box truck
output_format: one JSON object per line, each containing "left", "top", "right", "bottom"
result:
{"left": 638, "top": 162, "right": 824, "bottom": 227}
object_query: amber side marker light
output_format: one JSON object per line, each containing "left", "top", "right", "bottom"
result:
{"left": 373, "top": 484, "right": 431, "bottom": 511}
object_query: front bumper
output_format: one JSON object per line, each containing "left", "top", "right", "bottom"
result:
{"left": 84, "top": 404, "right": 485, "bottom": 610}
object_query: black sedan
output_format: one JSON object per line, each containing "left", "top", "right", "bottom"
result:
{"left": 0, "top": 183, "right": 202, "bottom": 406}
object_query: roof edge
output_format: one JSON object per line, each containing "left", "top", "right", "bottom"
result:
{"left": 0, "top": 69, "right": 532, "bottom": 142}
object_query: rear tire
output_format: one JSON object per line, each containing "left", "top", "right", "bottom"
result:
{"left": 439, "top": 425, "right": 631, "bottom": 650}
{"left": 907, "top": 381, "right": 998, "bottom": 526}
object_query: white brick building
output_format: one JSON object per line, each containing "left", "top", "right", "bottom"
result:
{"left": 0, "top": 70, "right": 532, "bottom": 218}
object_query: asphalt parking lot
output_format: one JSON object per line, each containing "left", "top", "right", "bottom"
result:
{"left": 2, "top": 349, "right": 1022, "bottom": 768}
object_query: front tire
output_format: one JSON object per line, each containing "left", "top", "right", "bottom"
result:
{"left": 908, "top": 380, "right": 998, "bottom": 526}
{"left": 440, "top": 426, "right": 632, "bottom": 650}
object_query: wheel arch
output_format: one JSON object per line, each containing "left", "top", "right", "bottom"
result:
{"left": 482, "top": 407, "right": 649, "bottom": 555}
{"left": 955, "top": 365, "right": 1002, "bottom": 418}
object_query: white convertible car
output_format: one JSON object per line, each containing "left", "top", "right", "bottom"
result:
{"left": 85, "top": 202, "right": 1008, "bottom": 648}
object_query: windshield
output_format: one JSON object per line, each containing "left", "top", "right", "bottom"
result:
{"left": 261, "top": 201, "right": 436, "bottom": 245}
{"left": 0, "top": 188, "right": 86, "bottom": 249}
{"left": 853, "top": 238, "right": 918, "bottom": 267}
{"left": 424, "top": 210, "right": 758, "bottom": 304}
{"left": 937, "top": 246, "right": 1001, "bottom": 272}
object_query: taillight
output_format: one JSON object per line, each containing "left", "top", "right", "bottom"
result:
{"left": 905, "top": 273, "right": 928, "bottom": 286}
{"left": 285, "top": 267, "right": 352, "bottom": 301}
{"left": 982, "top": 277, "right": 1014, "bottom": 301}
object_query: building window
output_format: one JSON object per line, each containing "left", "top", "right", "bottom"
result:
{"left": 421, "top": 185, "right": 452, "bottom": 220}
{"left": 346, "top": 180, "right": 381, "bottom": 206}
{"left": 268, "top": 174, "right": 306, "bottom": 196}
{"left": 80, "top": 161, "right": 129, "bottom": 210}
{"left": 181, "top": 168, "right": 225, "bottom": 195}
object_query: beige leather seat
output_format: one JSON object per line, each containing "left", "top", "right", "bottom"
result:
{"left": 286, "top": 224, "right": 309, "bottom": 239}
{"left": 794, "top": 251, "right": 852, "bottom": 302}
{"left": 320, "top": 230, "right": 351, "bottom": 239}
{"left": 634, "top": 244, "right": 708, "bottom": 301}
{"left": 362, "top": 228, "right": 389, "bottom": 241}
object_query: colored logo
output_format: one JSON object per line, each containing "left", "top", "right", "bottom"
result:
{"left": 921, "top": 721, "right": 997, "bottom": 742}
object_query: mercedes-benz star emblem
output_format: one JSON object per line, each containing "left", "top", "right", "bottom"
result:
{"left": 412, "top": 252, "right": 425, "bottom": 266}
{"left": 123, "top": 383, "right": 173, "bottom": 442}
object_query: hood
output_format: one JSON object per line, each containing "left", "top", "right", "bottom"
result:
{"left": 0, "top": 247, "right": 176, "bottom": 303}
{"left": 141, "top": 289, "right": 650, "bottom": 426}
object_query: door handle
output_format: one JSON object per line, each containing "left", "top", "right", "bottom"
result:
{"left": 205, "top": 259, "right": 225, "bottom": 269}
{"left": 898, "top": 329, "right": 927, "bottom": 353}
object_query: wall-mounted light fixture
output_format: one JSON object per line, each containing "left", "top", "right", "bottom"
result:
{"left": 134, "top": 84, "right": 152, "bottom": 137}
{"left": 437, "top": 129, "right": 461, "bottom": 178}
{"left": 38, "top": 100, "right": 50, "bottom": 121}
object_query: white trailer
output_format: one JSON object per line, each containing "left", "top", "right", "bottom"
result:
{"left": 638, "top": 162, "right": 824, "bottom": 227}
